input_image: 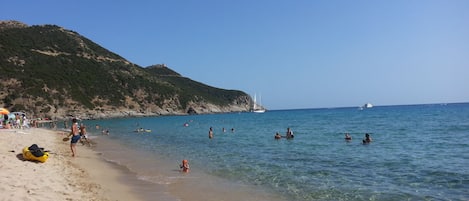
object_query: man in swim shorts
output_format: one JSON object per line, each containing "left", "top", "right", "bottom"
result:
{"left": 68, "top": 118, "right": 80, "bottom": 157}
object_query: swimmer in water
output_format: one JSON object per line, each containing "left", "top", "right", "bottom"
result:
{"left": 362, "top": 133, "right": 372, "bottom": 144}
{"left": 345, "top": 133, "right": 352, "bottom": 141}
{"left": 275, "top": 132, "right": 282, "bottom": 139}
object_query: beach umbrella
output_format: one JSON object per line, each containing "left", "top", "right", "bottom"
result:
{"left": 0, "top": 108, "right": 9, "bottom": 115}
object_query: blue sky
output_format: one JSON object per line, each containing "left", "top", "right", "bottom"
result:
{"left": 2, "top": 0, "right": 468, "bottom": 109}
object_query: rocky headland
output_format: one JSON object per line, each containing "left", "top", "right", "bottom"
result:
{"left": 0, "top": 20, "right": 253, "bottom": 120}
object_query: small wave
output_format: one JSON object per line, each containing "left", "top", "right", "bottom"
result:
{"left": 136, "top": 175, "right": 199, "bottom": 185}
{"left": 167, "top": 176, "right": 200, "bottom": 179}
{"left": 137, "top": 175, "right": 172, "bottom": 185}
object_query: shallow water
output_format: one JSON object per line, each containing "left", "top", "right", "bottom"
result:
{"left": 83, "top": 103, "right": 469, "bottom": 201}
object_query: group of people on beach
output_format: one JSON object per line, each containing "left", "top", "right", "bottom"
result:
{"left": 1, "top": 113, "right": 30, "bottom": 129}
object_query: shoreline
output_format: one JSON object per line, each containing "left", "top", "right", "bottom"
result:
{"left": 90, "top": 131, "right": 288, "bottom": 201}
{"left": 0, "top": 127, "right": 287, "bottom": 201}
{"left": 0, "top": 128, "right": 143, "bottom": 201}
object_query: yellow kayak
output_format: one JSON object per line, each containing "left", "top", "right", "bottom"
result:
{"left": 22, "top": 146, "right": 49, "bottom": 163}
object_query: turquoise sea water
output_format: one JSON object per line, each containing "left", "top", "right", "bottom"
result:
{"left": 82, "top": 103, "right": 469, "bottom": 201}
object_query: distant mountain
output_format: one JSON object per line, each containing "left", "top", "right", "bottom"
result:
{"left": 0, "top": 20, "right": 251, "bottom": 119}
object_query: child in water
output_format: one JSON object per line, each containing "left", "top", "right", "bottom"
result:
{"left": 180, "top": 159, "right": 190, "bottom": 173}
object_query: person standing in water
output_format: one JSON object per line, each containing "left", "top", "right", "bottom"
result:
{"left": 208, "top": 127, "right": 214, "bottom": 139}
{"left": 286, "top": 127, "right": 294, "bottom": 139}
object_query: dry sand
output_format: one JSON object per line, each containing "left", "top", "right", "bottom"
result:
{"left": 0, "top": 128, "right": 143, "bottom": 201}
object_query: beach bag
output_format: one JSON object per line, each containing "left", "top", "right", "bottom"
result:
{"left": 28, "top": 144, "right": 44, "bottom": 157}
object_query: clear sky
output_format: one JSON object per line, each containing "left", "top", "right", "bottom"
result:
{"left": 2, "top": 0, "right": 468, "bottom": 109}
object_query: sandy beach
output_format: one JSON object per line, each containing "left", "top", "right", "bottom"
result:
{"left": 0, "top": 128, "right": 143, "bottom": 201}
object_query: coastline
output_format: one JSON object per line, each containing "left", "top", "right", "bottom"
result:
{"left": 90, "top": 134, "right": 287, "bottom": 201}
{"left": 0, "top": 128, "right": 143, "bottom": 201}
{"left": 3, "top": 103, "right": 466, "bottom": 201}
{"left": 0, "top": 127, "right": 286, "bottom": 201}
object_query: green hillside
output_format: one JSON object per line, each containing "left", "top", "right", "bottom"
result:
{"left": 0, "top": 20, "right": 250, "bottom": 119}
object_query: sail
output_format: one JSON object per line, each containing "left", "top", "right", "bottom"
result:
{"left": 253, "top": 94, "right": 257, "bottom": 110}
{"left": 252, "top": 93, "right": 265, "bottom": 113}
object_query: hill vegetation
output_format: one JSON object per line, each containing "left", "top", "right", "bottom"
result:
{"left": 0, "top": 20, "right": 251, "bottom": 119}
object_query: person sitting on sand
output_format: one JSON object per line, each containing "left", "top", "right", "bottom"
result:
{"left": 362, "top": 133, "right": 372, "bottom": 144}
{"left": 180, "top": 159, "right": 190, "bottom": 173}
{"left": 345, "top": 133, "right": 352, "bottom": 141}
{"left": 275, "top": 132, "right": 282, "bottom": 139}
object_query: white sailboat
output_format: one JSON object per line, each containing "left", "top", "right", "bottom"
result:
{"left": 252, "top": 94, "right": 266, "bottom": 113}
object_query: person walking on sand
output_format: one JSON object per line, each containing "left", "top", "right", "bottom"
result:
{"left": 209, "top": 127, "right": 214, "bottom": 139}
{"left": 68, "top": 118, "right": 80, "bottom": 157}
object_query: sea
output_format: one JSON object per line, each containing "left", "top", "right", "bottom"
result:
{"left": 76, "top": 103, "right": 469, "bottom": 201}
